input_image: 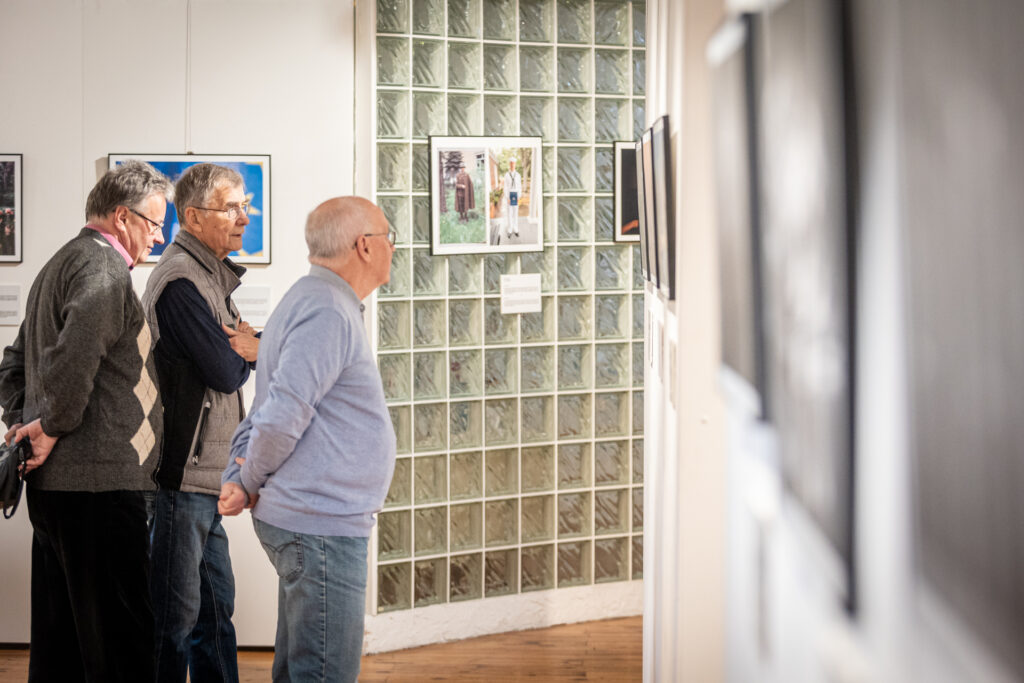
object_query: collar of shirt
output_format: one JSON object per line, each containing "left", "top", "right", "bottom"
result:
{"left": 84, "top": 224, "right": 134, "bottom": 269}
{"left": 308, "top": 264, "right": 365, "bottom": 312}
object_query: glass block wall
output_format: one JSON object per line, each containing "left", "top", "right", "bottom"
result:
{"left": 373, "top": 0, "right": 646, "bottom": 612}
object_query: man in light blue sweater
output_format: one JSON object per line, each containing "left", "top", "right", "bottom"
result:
{"left": 219, "top": 196, "right": 397, "bottom": 682}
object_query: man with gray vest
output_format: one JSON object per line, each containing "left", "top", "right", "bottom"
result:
{"left": 142, "top": 163, "right": 259, "bottom": 683}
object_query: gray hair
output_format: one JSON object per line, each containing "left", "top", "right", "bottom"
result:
{"left": 174, "top": 163, "right": 244, "bottom": 226}
{"left": 85, "top": 160, "right": 174, "bottom": 219}
{"left": 305, "top": 197, "right": 376, "bottom": 260}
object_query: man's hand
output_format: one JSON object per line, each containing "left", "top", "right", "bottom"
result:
{"left": 4, "top": 422, "right": 22, "bottom": 446}
{"left": 218, "top": 483, "right": 249, "bottom": 516}
{"left": 223, "top": 324, "right": 259, "bottom": 363}
{"left": 237, "top": 319, "right": 256, "bottom": 336}
{"left": 15, "top": 419, "right": 58, "bottom": 474}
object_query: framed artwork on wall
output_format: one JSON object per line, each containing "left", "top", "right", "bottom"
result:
{"left": 651, "top": 115, "right": 676, "bottom": 301}
{"left": 0, "top": 154, "right": 23, "bottom": 263}
{"left": 640, "top": 129, "right": 658, "bottom": 286}
{"left": 107, "top": 154, "right": 272, "bottom": 264}
{"left": 634, "top": 140, "right": 650, "bottom": 281}
{"left": 614, "top": 141, "right": 640, "bottom": 243}
{"left": 429, "top": 136, "right": 543, "bottom": 255}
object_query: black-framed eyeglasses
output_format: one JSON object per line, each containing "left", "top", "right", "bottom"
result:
{"left": 357, "top": 228, "right": 397, "bottom": 247}
{"left": 129, "top": 208, "right": 164, "bottom": 233}
{"left": 193, "top": 201, "right": 250, "bottom": 221}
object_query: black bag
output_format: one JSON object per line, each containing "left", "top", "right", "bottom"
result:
{"left": 0, "top": 437, "right": 30, "bottom": 519}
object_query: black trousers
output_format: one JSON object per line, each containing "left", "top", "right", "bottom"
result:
{"left": 26, "top": 488, "right": 155, "bottom": 682}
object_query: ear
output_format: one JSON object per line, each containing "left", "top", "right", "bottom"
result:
{"left": 182, "top": 206, "right": 201, "bottom": 232}
{"left": 355, "top": 235, "right": 373, "bottom": 263}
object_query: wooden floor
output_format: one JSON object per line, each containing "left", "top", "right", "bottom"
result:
{"left": 0, "top": 616, "right": 640, "bottom": 682}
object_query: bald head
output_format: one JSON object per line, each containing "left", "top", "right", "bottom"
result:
{"left": 305, "top": 196, "right": 380, "bottom": 261}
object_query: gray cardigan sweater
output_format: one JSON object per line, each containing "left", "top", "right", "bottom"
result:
{"left": 0, "top": 229, "right": 162, "bottom": 492}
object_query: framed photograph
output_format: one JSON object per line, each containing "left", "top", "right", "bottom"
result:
{"left": 0, "top": 154, "right": 23, "bottom": 263}
{"left": 634, "top": 141, "right": 650, "bottom": 281}
{"left": 651, "top": 115, "right": 676, "bottom": 300}
{"left": 107, "top": 154, "right": 272, "bottom": 264}
{"left": 640, "top": 129, "right": 658, "bottom": 286}
{"left": 429, "top": 136, "right": 543, "bottom": 255}
{"left": 614, "top": 141, "right": 640, "bottom": 242}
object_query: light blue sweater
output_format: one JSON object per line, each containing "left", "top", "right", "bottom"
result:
{"left": 222, "top": 266, "right": 396, "bottom": 537}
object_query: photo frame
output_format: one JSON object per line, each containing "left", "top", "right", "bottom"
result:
{"left": 634, "top": 140, "right": 650, "bottom": 281}
{"left": 651, "top": 115, "right": 676, "bottom": 300}
{"left": 0, "top": 154, "right": 23, "bottom": 263}
{"left": 429, "top": 136, "right": 543, "bottom": 255}
{"left": 614, "top": 141, "right": 640, "bottom": 242}
{"left": 640, "top": 129, "right": 658, "bottom": 286}
{"left": 107, "top": 154, "right": 272, "bottom": 264}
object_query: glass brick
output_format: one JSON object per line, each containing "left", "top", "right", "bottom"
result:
{"left": 633, "top": 50, "right": 645, "bottom": 95}
{"left": 595, "top": 440, "right": 628, "bottom": 485}
{"left": 415, "top": 505, "right": 447, "bottom": 554}
{"left": 632, "top": 438, "right": 644, "bottom": 483}
{"left": 450, "top": 400, "right": 483, "bottom": 449}
{"left": 413, "top": 92, "right": 445, "bottom": 140}
{"left": 519, "top": 46, "right": 554, "bottom": 92}
{"left": 484, "top": 95, "right": 517, "bottom": 136}
{"left": 378, "top": 301, "right": 410, "bottom": 350}
{"left": 558, "top": 442, "right": 591, "bottom": 489}
{"left": 451, "top": 450, "right": 482, "bottom": 499}
{"left": 557, "top": 47, "right": 591, "bottom": 93}
{"left": 377, "top": 562, "right": 412, "bottom": 612}
{"left": 595, "top": 196, "right": 615, "bottom": 242}
{"left": 595, "top": 392, "right": 629, "bottom": 437}
{"left": 595, "top": 49, "right": 629, "bottom": 95}
{"left": 633, "top": 245, "right": 644, "bottom": 289}
{"left": 484, "top": 253, "right": 516, "bottom": 293}
{"left": 521, "top": 395, "right": 554, "bottom": 442}
{"left": 415, "top": 453, "right": 446, "bottom": 503}
{"left": 413, "top": 351, "right": 445, "bottom": 399}
{"left": 557, "top": 540, "right": 591, "bottom": 587}
{"left": 484, "top": 398, "right": 518, "bottom": 445}
{"left": 448, "top": 0, "right": 481, "bottom": 38}
{"left": 557, "top": 197, "right": 592, "bottom": 241}
{"left": 414, "top": 402, "right": 447, "bottom": 451}
{"left": 522, "top": 445, "right": 554, "bottom": 492}
{"left": 557, "top": 98, "right": 590, "bottom": 144}
{"left": 450, "top": 502, "right": 482, "bottom": 551}
{"left": 379, "top": 353, "right": 411, "bottom": 402}
{"left": 484, "top": 347, "right": 517, "bottom": 394}
{"left": 450, "top": 553, "right": 483, "bottom": 601}
{"left": 519, "top": 0, "right": 553, "bottom": 43}
{"left": 557, "top": 246, "right": 590, "bottom": 291}
{"left": 558, "top": 344, "right": 592, "bottom": 390}
{"left": 412, "top": 143, "right": 430, "bottom": 191}
{"left": 377, "top": 37, "right": 409, "bottom": 86}
{"left": 412, "top": 0, "right": 444, "bottom": 35}
{"left": 522, "top": 543, "right": 554, "bottom": 591}
{"left": 413, "top": 248, "right": 445, "bottom": 295}
{"left": 632, "top": 486, "right": 644, "bottom": 531}
{"left": 486, "top": 448, "right": 518, "bottom": 496}
{"left": 557, "top": 0, "right": 590, "bottom": 43}
{"left": 594, "top": 537, "right": 629, "bottom": 583}
{"left": 594, "top": 1, "right": 629, "bottom": 46}
{"left": 520, "top": 296, "right": 555, "bottom": 342}
{"left": 521, "top": 496, "right": 555, "bottom": 543}
{"left": 483, "top": 0, "right": 516, "bottom": 40}
{"left": 485, "top": 549, "right": 518, "bottom": 596}
{"left": 378, "top": 510, "right": 411, "bottom": 560}
{"left": 414, "top": 557, "right": 447, "bottom": 607}
{"left": 595, "top": 98, "right": 631, "bottom": 142}
{"left": 544, "top": 196, "right": 557, "bottom": 244}
{"left": 413, "top": 299, "right": 445, "bottom": 347}
{"left": 379, "top": 196, "right": 410, "bottom": 244}
{"left": 412, "top": 39, "right": 445, "bottom": 87}
{"left": 595, "top": 488, "right": 629, "bottom": 535}
{"left": 632, "top": 341, "right": 643, "bottom": 387}
{"left": 484, "top": 299, "right": 516, "bottom": 344}
{"left": 450, "top": 349, "right": 483, "bottom": 397}
{"left": 485, "top": 499, "right": 518, "bottom": 546}
{"left": 633, "top": 100, "right": 645, "bottom": 140}
{"left": 448, "top": 299, "right": 482, "bottom": 346}
{"left": 378, "top": 143, "right": 410, "bottom": 192}
{"left": 595, "top": 343, "right": 629, "bottom": 388}
{"left": 557, "top": 393, "right": 592, "bottom": 439}
{"left": 379, "top": 246, "right": 410, "bottom": 297}
{"left": 633, "top": 390, "right": 644, "bottom": 435}
{"left": 633, "top": 2, "right": 647, "bottom": 46}
{"left": 519, "top": 96, "right": 555, "bottom": 140}
{"left": 448, "top": 94, "right": 483, "bottom": 136}
{"left": 413, "top": 196, "right": 432, "bottom": 243}
{"left": 448, "top": 254, "right": 482, "bottom": 294}
{"left": 596, "top": 294, "right": 628, "bottom": 339}
{"left": 385, "top": 457, "right": 411, "bottom": 507}
{"left": 520, "top": 346, "right": 554, "bottom": 393}
{"left": 390, "top": 405, "right": 412, "bottom": 454}
{"left": 558, "top": 492, "right": 591, "bottom": 538}
{"left": 557, "top": 295, "right": 592, "bottom": 341}
{"left": 448, "top": 42, "right": 482, "bottom": 90}
{"left": 632, "top": 293, "right": 643, "bottom": 337}
{"left": 632, "top": 535, "right": 643, "bottom": 579}
{"left": 595, "top": 146, "right": 614, "bottom": 192}
{"left": 558, "top": 147, "right": 592, "bottom": 193}
{"left": 521, "top": 249, "right": 555, "bottom": 293}
{"left": 543, "top": 148, "right": 557, "bottom": 193}
{"left": 378, "top": 0, "right": 409, "bottom": 33}
{"left": 484, "top": 45, "right": 516, "bottom": 91}
{"left": 377, "top": 90, "right": 409, "bottom": 139}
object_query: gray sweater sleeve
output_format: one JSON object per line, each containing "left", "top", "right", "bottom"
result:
{"left": 0, "top": 321, "right": 27, "bottom": 427}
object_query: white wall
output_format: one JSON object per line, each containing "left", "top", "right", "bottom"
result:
{"left": 0, "top": 0, "right": 354, "bottom": 646}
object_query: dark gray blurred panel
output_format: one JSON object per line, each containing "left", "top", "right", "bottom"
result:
{"left": 900, "top": 0, "right": 1024, "bottom": 677}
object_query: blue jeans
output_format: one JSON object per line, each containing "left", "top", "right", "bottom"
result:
{"left": 150, "top": 489, "right": 239, "bottom": 683}
{"left": 254, "top": 518, "right": 368, "bottom": 683}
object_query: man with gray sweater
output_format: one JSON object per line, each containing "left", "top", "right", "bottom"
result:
{"left": 220, "top": 196, "right": 397, "bottom": 683}
{"left": 0, "top": 160, "right": 171, "bottom": 681}
{"left": 143, "top": 163, "right": 259, "bottom": 683}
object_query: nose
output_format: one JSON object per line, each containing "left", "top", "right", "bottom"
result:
{"left": 153, "top": 229, "right": 166, "bottom": 245}
{"left": 238, "top": 211, "right": 250, "bottom": 226}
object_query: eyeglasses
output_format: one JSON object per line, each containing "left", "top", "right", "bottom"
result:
{"left": 193, "top": 201, "right": 250, "bottom": 221}
{"left": 357, "top": 228, "right": 397, "bottom": 247}
{"left": 129, "top": 208, "right": 164, "bottom": 233}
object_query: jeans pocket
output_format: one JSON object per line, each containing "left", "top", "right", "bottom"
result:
{"left": 254, "top": 519, "right": 304, "bottom": 581}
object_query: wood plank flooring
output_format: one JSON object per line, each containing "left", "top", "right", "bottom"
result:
{"left": 0, "top": 616, "right": 641, "bottom": 682}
